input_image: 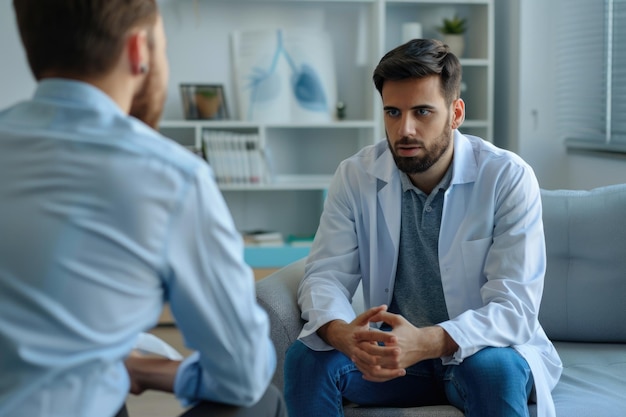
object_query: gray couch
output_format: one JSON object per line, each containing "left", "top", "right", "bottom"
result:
{"left": 256, "top": 184, "right": 626, "bottom": 416}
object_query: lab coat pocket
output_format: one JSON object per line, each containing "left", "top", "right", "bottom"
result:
{"left": 460, "top": 237, "right": 492, "bottom": 288}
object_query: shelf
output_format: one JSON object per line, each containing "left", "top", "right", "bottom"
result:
{"left": 219, "top": 175, "right": 333, "bottom": 191}
{"left": 159, "top": 120, "right": 260, "bottom": 129}
{"left": 244, "top": 245, "right": 311, "bottom": 268}
{"left": 264, "top": 121, "right": 377, "bottom": 129}
{"left": 218, "top": 0, "right": 376, "bottom": 3}
{"left": 159, "top": 120, "right": 377, "bottom": 129}
{"left": 386, "top": 0, "right": 490, "bottom": 4}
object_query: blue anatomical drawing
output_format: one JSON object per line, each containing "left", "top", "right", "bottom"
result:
{"left": 233, "top": 28, "right": 336, "bottom": 123}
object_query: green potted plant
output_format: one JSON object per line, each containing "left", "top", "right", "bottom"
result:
{"left": 437, "top": 14, "right": 467, "bottom": 57}
{"left": 194, "top": 88, "right": 222, "bottom": 119}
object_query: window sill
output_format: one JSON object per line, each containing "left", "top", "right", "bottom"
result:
{"left": 565, "top": 139, "right": 626, "bottom": 157}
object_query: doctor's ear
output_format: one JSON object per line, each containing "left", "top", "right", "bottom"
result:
{"left": 451, "top": 98, "right": 465, "bottom": 129}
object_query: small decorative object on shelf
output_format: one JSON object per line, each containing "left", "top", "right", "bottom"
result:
{"left": 336, "top": 101, "right": 346, "bottom": 120}
{"left": 437, "top": 14, "right": 467, "bottom": 58}
{"left": 180, "top": 84, "right": 229, "bottom": 120}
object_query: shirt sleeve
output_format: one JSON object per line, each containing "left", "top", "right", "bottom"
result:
{"left": 297, "top": 162, "right": 365, "bottom": 351}
{"left": 162, "top": 164, "right": 275, "bottom": 407}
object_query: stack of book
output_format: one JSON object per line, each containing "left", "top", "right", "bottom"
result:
{"left": 285, "top": 234, "right": 315, "bottom": 247}
{"left": 202, "top": 130, "right": 272, "bottom": 185}
{"left": 242, "top": 230, "right": 284, "bottom": 247}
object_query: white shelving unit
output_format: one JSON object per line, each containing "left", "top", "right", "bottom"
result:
{"left": 158, "top": 0, "right": 493, "bottom": 267}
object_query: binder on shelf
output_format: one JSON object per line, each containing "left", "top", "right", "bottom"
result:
{"left": 286, "top": 234, "right": 315, "bottom": 247}
{"left": 202, "top": 130, "right": 272, "bottom": 185}
{"left": 242, "top": 230, "right": 284, "bottom": 247}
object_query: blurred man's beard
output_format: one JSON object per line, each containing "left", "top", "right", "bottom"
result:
{"left": 388, "top": 122, "right": 452, "bottom": 174}
{"left": 130, "top": 58, "right": 165, "bottom": 129}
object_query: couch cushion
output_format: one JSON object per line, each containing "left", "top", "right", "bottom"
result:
{"left": 255, "top": 258, "right": 306, "bottom": 390}
{"left": 551, "top": 342, "right": 626, "bottom": 416}
{"left": 344, "top": 405, "right": 463, "bottom": 417}
{"left": 539, "top": 185, "right": 626, "bottom": 342}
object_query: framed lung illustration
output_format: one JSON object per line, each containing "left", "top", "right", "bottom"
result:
{"left": 231, "top": 28, "right": 337, "bottom": 123}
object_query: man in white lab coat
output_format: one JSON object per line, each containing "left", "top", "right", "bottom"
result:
{"left": 284, "top": 39, "right": 562, "bottom": 417}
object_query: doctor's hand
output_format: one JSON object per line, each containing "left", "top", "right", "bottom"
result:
{"left": 353, "top": 311, "right": 459, "bottom": 382}
{"left": 317, "top": 305, "right": 408, "bottom": 383}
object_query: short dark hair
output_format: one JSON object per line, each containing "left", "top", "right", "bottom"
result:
{"left": 12, "top": 0, "right": 158, "bottom": 80}
{"left": 372, "top": 38, "right": 462, "bottom": 106}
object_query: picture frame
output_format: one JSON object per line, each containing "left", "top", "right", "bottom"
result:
{"left": 180, "top": 83, "right": 229, "bottom": 120}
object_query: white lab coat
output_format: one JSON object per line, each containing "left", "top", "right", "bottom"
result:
{"left": 298, "top": 131, "right": 563, "bottom": 417}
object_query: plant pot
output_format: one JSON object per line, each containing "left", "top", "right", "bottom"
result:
{"left": 195, "top": 93, "right": 222, "bottom": 119}
{"left": 443, "top": 34, "right": 465, "bottom": 58}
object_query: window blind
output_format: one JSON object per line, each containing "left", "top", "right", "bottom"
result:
{"left": 612, "top": 0, "right": 626, "bottom": 140}
{"left": 557, "top": 0, "right": 626, "bottom": 152}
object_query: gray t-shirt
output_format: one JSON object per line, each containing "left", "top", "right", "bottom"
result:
{"left": 388, "top": 168, "right": 452, "bottom": 328}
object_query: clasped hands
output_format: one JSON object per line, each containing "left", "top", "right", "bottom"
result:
{"left": 319, "top": 305, "right": 455, "bottom": 383}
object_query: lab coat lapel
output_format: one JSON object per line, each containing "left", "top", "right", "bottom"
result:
{"left": 369, "top": 146, "right": 401, "bottom": 256}
{"left": 367, "top": 146, "right": 401, "bottom": 306}
{"left": 441, "top": 130, "right": 479, "bottom": 244}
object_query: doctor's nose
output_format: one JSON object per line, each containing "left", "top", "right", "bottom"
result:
{"left": 397, "top": 115, "right": 417, "bottom": 137}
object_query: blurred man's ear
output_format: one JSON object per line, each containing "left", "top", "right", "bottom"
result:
{"left": 126, "top": 30, "right": 150, "bottom": 76}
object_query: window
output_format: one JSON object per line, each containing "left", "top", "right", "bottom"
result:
{"left": 557, "top": 0, "right": 626, "bottom": 153}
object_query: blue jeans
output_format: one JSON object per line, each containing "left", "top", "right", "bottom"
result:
{"left": 284, "top": 340, "right": 533, "bottom": 417}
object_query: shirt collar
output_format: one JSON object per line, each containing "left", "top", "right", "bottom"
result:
{"left": 34, "top": 78, "right": 126, "bottom": 117}
{"left": 400, "top": 162, "right": 453, "bottom": 196}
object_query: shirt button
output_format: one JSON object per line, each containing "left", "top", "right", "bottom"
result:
{"left": 425, "top": 206, "right": 432, "bottom": 212}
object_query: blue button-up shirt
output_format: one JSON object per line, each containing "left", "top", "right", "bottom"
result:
{"left": 0, "top": 79, "right": 275, "bottom": 417}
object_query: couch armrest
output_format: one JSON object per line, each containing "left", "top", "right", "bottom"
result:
{"left": 255, "top": 258, "right": 306, "bottom": 391}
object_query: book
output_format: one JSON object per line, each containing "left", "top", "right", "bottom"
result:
{"left": 243, "top": 230, "right": 284, "bottom": 246}
{"left": 202, "top": 130, "right": 271, "bottom": 185}
{"left": 286, "top": 234, "right": 315, "bottom": 247}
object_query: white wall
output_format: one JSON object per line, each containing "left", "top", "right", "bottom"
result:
{"left": 494, "top": 0, "right": 626, "bottom": 190}
{"left": 2, "top": 1, "right": 626, "bottom": 190}
{"left": 566, "top": 153, "right": 626, "bottom": 189}
{"left": 0, "top": 3, "right": 35, "bottom": 106}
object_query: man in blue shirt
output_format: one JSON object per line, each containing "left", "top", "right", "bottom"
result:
{"left": 0, "top": 1, "right": 286, "bottom": 417}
